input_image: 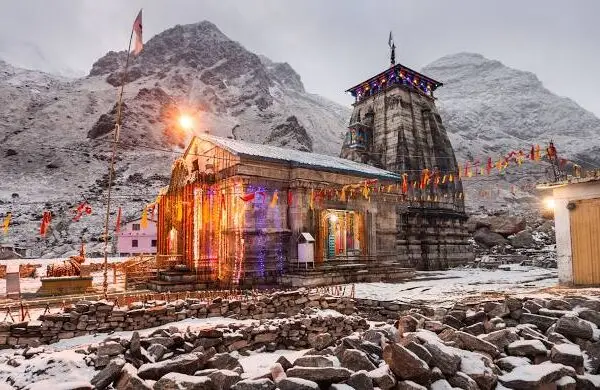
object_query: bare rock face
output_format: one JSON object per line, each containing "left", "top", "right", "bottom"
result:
{"left": 263, "top": 116, "right": 313, "bottom": 152}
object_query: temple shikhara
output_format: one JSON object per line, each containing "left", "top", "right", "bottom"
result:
{"left": 153, "top": 54, "right": 473, "bottom": 289}
{"left": 340, "top": 58, "right": 473, "bottom": 270}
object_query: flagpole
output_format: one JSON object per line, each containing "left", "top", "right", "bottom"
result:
{"left": 102, "top": 25, "right": 135, "bottom": 299}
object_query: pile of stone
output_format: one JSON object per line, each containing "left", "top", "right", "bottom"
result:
{"left": 0, "top": 290, "right": 357, "bottom": 347}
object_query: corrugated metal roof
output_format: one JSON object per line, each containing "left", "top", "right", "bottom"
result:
{"left": 193, "top": 134, "right": 400, "bottom": 180}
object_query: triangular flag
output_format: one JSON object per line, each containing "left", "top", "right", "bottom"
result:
{"left": 309, "top": 189, "right": 314, "bottom": 210}
{"left": 2, "top": 212, "right": 11, "bottom": 235}
{"left": 287, "top": 191, "right": 293, "bottom": 206}
{"left": 240, "top": 192, "right": 256, "bottom": 202}
{"left": 141, "top": 207, "right": 148, "bottom": 229}
{"left": 269, "top": 191, "right": 279, "bottom": 208}
{"left": 132, "top": 10, "right": 143, "bottom": 55}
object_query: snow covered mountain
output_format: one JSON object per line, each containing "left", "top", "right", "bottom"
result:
{"left": 0, "top": 21, "right": 349, "bottom": 257}
{"left": 422, "top": 53, "right": 600, "bottom": 212}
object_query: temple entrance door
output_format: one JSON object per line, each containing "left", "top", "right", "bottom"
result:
{"left": 324, "top": 210, "right": 363, "bottom": 260}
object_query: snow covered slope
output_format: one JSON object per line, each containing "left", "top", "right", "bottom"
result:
{"left": 0, "top": 21, "right": 349, "bottom": 256}
{"left": 422, "top": 53, "right": 600, "bottom": 212}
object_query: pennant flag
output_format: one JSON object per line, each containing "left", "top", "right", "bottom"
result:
{"left": 132, "top": 9, "right": 143, "bottom": 55}
{"left": 535, "top": 145, "right": 541, "bottom": 161}
{"left": 529, "top": 145, "right": 535, "bottom": 160}
{"left": 287, "top": 190, "right": 293, "bottom": 206}
{"left": 420, "top": 169, "right": 430, "bottom": 190}
{"left": 402, "top": 174, "right": 408, "bottom": 194}
{"left": 441, "top": 175, "right": 447, "bottom": 184}
{"left": 309, "top": 189, "right": 314, "bottom": 210}
{"left": 73, "top": 201, "right": 92, "bottom": 222}
{"left": 240, "top": 192, "right": 256, "bottom": 202}
{"left": 176, "top": 203, "right": 183, "bottom": 222}
{"left": 141, "top": 207, "right": 148, "bottom": 229}
{"left": 269, "top": 190, "right": 279, "bottom": 208}
{"left": 449, "top": 174, "right": 454, "bottom": 183}
{"left": 486, "top": 157, "right": 493, "bottom": 175}
{"left": 2, "top": 212, "right": 11, "bottom": 235}
{"left": 115, "top": 207, "right": 122, "bottom": 233}
{"left": 40, "top": 211, "right": 52, "bottom": 237}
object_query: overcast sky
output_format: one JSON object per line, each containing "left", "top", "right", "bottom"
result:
{"left": 1, "top": 0, "right": 599, "bottom": 116}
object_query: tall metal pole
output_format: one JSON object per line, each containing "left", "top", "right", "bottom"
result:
{"left": 102, "top": 28, "right": 135, "bottom": 298}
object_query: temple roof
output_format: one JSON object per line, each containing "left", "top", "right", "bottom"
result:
{"left": 187, "top": 134, "right": 400, "bottom": 180}
{"left": 346, "top": 62, "right": 443, "bottom": 98}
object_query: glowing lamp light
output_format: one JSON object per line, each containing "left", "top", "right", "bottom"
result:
{"left": 543, "top": 198, "right": 556, "bottom": 210}
{"left": 329, "top": 213, "right": 338, "bottom": 223}
{"left": 178, "top": 114, "right": 195, "bottom": 131}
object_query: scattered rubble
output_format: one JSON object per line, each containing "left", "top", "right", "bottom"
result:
{"left": 1, "top": 293, "right": 599, "bottom": 389}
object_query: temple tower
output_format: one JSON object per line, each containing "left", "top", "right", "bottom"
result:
{"left": 340, "top": 59, "right": 473, "bottom": 270}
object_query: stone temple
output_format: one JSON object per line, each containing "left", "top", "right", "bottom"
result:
{"left": 340, "top": 59, "right": 473, "bottom": 270}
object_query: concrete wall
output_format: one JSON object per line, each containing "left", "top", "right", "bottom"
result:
{"left": 552, "top": 180, "right": 600, "bottom": 284}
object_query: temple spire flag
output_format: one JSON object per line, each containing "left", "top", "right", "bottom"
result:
{"left": 388, "top": 31, "right": 396, "bottom": 65}
{"left": 133, "top": 9, "right": 143, "bottom": 55}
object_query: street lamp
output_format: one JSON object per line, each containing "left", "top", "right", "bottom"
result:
{"left": 178, "top": 114, "right": 195, "bottom": 132}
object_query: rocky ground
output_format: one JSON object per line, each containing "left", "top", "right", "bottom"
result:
{"left": 1, "top": 293, "right": 600, "bottom": 389}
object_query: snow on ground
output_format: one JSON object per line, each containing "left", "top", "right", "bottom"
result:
{"left": 351, "top": 265, "right": 558, "bottom": 304}
{"left": 0, "top": 257, "right": 122, "bottom": 267}
{"left": 239, "top": 349, "right": 308, "bottom": 378}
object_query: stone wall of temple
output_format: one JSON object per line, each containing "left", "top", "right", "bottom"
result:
{"left": 341, "top": 84, "right": 473, "bottom": 269}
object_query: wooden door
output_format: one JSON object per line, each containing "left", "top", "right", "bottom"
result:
{"left": 570, "top": 198, "right": 600, "bottom": 285}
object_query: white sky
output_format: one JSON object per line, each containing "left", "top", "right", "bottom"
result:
{"left": 0, "top": 0, "right": 599, "bottom": 116}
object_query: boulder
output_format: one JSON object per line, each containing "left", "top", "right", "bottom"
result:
{"left": 506, "top": 339, "right": 548, "bottom": 357}
{"left": 269, "top": 362, "right": 286, "bottom": 384}
{"left": 520, "top": 313, "right": 557, "bottom": 332}
{"left": 555, "top": 315, "right": 594, "bottom": 340}
{"left": 488, "top": 215, "right": 527, "bottom": 236}
{"left": 294, "top": 355, "right": 338, "bottom": 368}
{"left": 480, "top": 329, "right": 519, "bottom": 350}
{"left": 147, "top": 344, "right": 168, "bottom": 362}
{"left": 366, "top": 364, "right": 396, "bottom": 390}
{"left": 575, "top": 374, "right": 600, "bottom": 390}
{"left": 495, "top": 356, "right": 531, "bottom": 371}
{"left": 154, "top": 373, "right": 213, "bottom": 390}
{"left": 346, "top": 370, "right": 373, "bottom": 390}
{"left": 459, "top": 351, "right": 498, "bottom": 390}
{"left": 396, "top": 380, "right": 427, "bottom": 390}
{"left": 455, "top": 331, "right": 500, "bottom": 357}
{"left": 498, "top": 362, "right": 576, "bottom": 389}
{"left": 97, "top": 341, "right": 125, "bottom": 357}
{"left": 382, "top": 343, "right": 429, "bottom": 381}
{"left": 90, "top": 357, "right": 125, "bottom": 390}
{"left": 137, "top": 352, "right": 207, "bottom": 380}
{"left": 397, "top": 315, "right": 419, "bottom": 333}
{"left": 555, "top": 376, "right": 576, "bottom": 390}
{"left": 307, "top": 332, "right": 333, "bottom": 350}
{"left": 447, "top": 372, "right": 479, "bottom": 390}
{"left": 578, "top": 308, "right": 600, "bottom": 327}
{"left": 340, "top": 349, "right": 376, "bottom": 372}
{"left": 277, "top": 377, "right": 318, "bottom": 390}
{"left": 231, "top": 378, "right": 275, "bottom": 390}
{"left": 430, "top": 379, "right": 453, "bottom": 390}
{"left": 423, "top": 342, "right": 461, "bottom": 376}
{"left": 208, "top": 369, "right": 241, "bottom": 390}
{"left": 206, "top": 353, "right": 243, "bottom": 372}
{"left": 509, "top": 230, "right": 536, "bottom": 248}
{"left": 275, "top": 356, "right": 293, "bottom": 371}
{"left": 286, "top": 367, "right": 352, "bottom": 384}
{"left": 474, "top": 227, "right": 508, "bottom": 248}
{"left": 551, "top": 344, "right": 584, "bottom": 373}
{"left": 115, "top": 363, "right": 152, "bottom": 390}
{"left": 130, "top": 332, "right": 142, "bottom": 360}
{"left": 404, "top": 341, "right": 432, "bottom": 364}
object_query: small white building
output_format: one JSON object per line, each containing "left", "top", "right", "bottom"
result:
{"left": 542, "top": 176, "right": 600, "bottom": 286}
{"left": 116, "top": 217, "right": 157, "bottom": 257}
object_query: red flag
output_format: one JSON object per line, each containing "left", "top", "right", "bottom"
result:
{"left": 486, "top": 157, "right": 493, "bottom": 175}
{"left": 529, "top": 145, "right": 535, "bottom": 160}
{"left": 132, "top": 10, "right": 143, "bottom": 55}
{"left": 287, "top": 191, "right": 293, "bottom": 206}
{"left": 40, "top": 211, "right": 52, "bottom": 237}
{"left": 401, "top": 174, "right": 408, "bottom": 194}
{"left": 115, "top": 207, "right": 122, "bottom": 233}
{"left": 240, "top": 192, "right": 255, "bottom": 202}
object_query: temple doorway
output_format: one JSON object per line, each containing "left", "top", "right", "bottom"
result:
{"left": 323, "top": 210, "right": 364, "bottom": 259}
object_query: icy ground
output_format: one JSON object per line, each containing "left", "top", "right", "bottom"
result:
{"left": 351, "top": 265, "right": 558, "bottom": 305}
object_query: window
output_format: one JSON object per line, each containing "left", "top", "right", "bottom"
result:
{"left": 151, "top": 239, "right": 157, "bottom": 247}
{"left": 132, "top": 223, "right": 141, "bottom": 231}
{"left": 132, "top": 239, "right": 138, "bottom": 248}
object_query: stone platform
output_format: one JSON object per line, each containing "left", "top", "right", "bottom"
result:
{"left": 37, "top": 276, "right": 93, "bottom": 296}
{"left": 279, "top": 261, "right": 414, "bottom": 288}
{"left": 146, "top": 270, "right": 208, "bottom": 292}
